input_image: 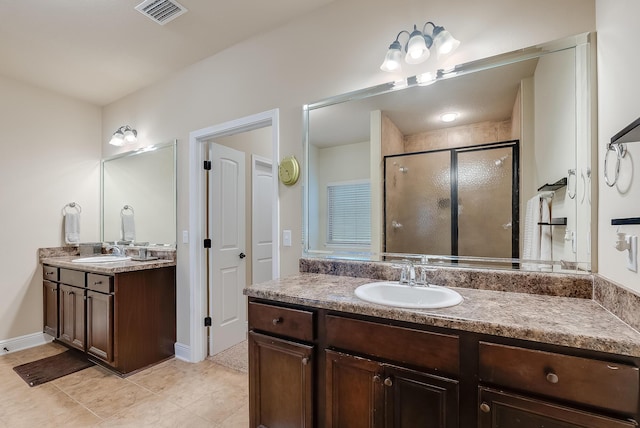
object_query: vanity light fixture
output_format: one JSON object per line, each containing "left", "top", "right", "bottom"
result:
{"left": 109, "top": 125, "right": 138, "bottom": 146}
{"left": 380, "top": 22, "right": 460, "bottom": 72}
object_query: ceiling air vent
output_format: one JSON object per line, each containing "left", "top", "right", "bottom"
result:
{"left": 135, "top": 0, "right": 188, "bottom": 25}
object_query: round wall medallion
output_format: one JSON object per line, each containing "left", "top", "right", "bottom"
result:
{"left": 278, "top": 155, "right": 300, "bottom": 185}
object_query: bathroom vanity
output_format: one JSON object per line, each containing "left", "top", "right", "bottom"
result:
{"left": 245, "top": 271, "right": 640, "bottom": 427}
{"left": 42, "top": 256, "right": 176, "bottom": 375}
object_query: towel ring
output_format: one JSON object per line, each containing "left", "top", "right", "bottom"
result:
{"left": 121, "top": 205, "right": 135, "bottom": 216}
{"left": 604, "top": 143, "right": 626, "bottom": 187}
{"left": 62, "top": 202, "right": 82, "bottom": 216}
{"left": 567, "top": 169, "right": 576, "bottom": 199}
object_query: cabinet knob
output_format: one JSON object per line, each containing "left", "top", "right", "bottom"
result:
{"left": 272, "top": 317, "right": 282, "bottom": 325}
{"left": 546, "top": 371, "right": 559, "bottom": 384}
{"left": 302, "top": 357, "right": 310, "bottom": 366}
{"left": 480, "top": 402, "right": 491, "bottom": 413}
{"left": 383, "top": 377, "right": 393, "bottom": 387}
{"left": 373, "top": 375, "right": 382, "bottom": 383}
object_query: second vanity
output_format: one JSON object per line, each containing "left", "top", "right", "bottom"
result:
{"left": 245, "top": 261, "right": 640, "bottom": 427}
{"left": 41, "top": 252, "right": 176, "bottom": 375}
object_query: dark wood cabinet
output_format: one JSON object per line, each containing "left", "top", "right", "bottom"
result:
{"left": 478, "top": 388, "right": 637, "bottom": 428}
{"left": 86, "top": 289, "right": 114, "bottom": 363}
{"left": 248, "top": 297, "right": 640, "bottom": 427}
{"left": 325, "top": 350, "right": 383, "bottom": 428}
{"left": 43, "top": 280, "right": 58, "bottom": 337}
{"left": 44, "top": 264, "right": 176, "bottom": 375}
{"left": 384, "top": 365, "right": 458, "bottom": 428}
{"left": 249, "top": 331, "right": 314, "bottom": 428}
{"left": 58, "top": 283, "right": 85, "bottom": 351}
{"left": 325, "top": 350, "right": 458, "bottom": 428}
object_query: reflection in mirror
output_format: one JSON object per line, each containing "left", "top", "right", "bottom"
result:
{"left": 101, "top": 141, "right": 177, "bottom": 246}
{"left": 304, "top": 34, "right": 595, "bottom": 272}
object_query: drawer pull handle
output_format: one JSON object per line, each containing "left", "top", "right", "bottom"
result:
{"left": 383, "top": 377, "right": 393, "bottom": 387}
{"left": 302, "top": 357, "right": 310, "bottom": 366}
{"left": 480, "top": 402, "right": 491, "bottom": 413}
{"left": 272, "top": 317, "right": 282, "bottom": 325}
{"left": 546, "top": 372, "right": 559, "bottom": 384}
{"left": 94, "top": 281, "right": 102, "bottom": 285}
{"left": 45, "top": 272, "right": 54, "bottom": 276}
{"left": 373, "top": 375, "right": 382, "bottom": 384}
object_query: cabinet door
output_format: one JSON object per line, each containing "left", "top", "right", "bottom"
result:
{"left": 326, "top": 349, "right": 384, "bottom": 428}
{"left": 384, "top": 365, "right": 459, "bottom": 428}
{"left": 43, "top": 281, "right": 58, "bottom": 337}
{"left": 86, "top": 290, "right": 114, "bottom": 364}
{"left": 478, "top": 388, "right": 637, "bottom": 428}
{"left": 59, "top": 284, "right": 85, "bottom": 350}
{"left": 249, "top": 331, "right": 313, "bottom": 428}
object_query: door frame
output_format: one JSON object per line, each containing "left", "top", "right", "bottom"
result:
{"left": 188, "top": 109, "right": 280, "bottom": 363}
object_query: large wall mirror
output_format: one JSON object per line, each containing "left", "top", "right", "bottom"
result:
{"left": 304, "top": 33, "right": 596, "bottom": 272}
{"left": 101, "top": 141, "right": 177, "bottom": 246}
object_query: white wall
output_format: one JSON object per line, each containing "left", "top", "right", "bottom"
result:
{"left": 596, "top": 1, "right": 640, "bottom": 290}
{"left": 0, "top": 75, "right": 101, "bottom": 341}
{"left": 101, "top": 0, "right": 595, "bottom": 347}
{"left": 533, "top": 49, "right": 577, "bottom": 263}
{"left": 314, "top": 141, "right": 370, "bottom": 249}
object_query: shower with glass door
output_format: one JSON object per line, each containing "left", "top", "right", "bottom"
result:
{"left": 384, "top": 141, "right": 519, "bottom": 259}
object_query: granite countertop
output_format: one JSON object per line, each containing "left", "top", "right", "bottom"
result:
{"left": 244, "top": 273, "right": 640, "bottom": 358}
{"left": 41, "top": 256, "right": 176, "bottom": 274}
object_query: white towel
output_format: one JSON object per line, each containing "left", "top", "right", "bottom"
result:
{"left": 122, "top": 214, "right": 136, "bottom": 241}
{"left": 539, "top": 198, "right": 552, "bottom": 261}
{"left": 523, "top": 195, "right": 553, "bottom": 268}
{"left": 64, "top": 212, "right": 80, "bottom": 244}
{"left": 523, "top": 196, "right": 541, "bottom": 261}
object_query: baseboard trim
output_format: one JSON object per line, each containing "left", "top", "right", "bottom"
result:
{"left": 0, "top": 332, "right": 53, "bottom": 355}
{"left": 174, "top": 342, "right": 191, "bottom": 362}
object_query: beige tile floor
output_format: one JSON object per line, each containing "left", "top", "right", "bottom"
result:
{"left": 0, "top": 342, "right": 249, "bottom": 427}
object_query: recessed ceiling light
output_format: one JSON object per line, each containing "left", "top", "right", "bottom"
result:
{"left": 440, "top": 112, "right": 458, "bottom": 123}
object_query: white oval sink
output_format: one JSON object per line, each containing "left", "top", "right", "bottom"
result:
{"left": 354, "top": 281, "right": 463, "bottom": 309}
{"left": 71, "top": 255, "right": 131, "bottom": 263}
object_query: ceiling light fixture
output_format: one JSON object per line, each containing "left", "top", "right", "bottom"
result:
{"left": 440, "top": 112, "right": 458, "bottom": 123}
{"left": 380, "top": 22, "right": 460, "bottom": 72}
{"left": 109, "top": 125, "right": 138, "bottom": 146}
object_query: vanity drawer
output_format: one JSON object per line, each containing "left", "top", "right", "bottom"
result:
{"left": 248, "top": 302, "right": 314, "bottom": 342}
{"left": 478, "top": 341, "right": 640, "bottom": 415}
{"left": 43, "top": 265, "right": 58, "bottom": 281}
{"left": 326, "top": 315, "right": 459, "bottom": 375}
{"left": 87, "top": 273, "right": 113, "bottom": 293}
{"left": 59, "top": 268, "right": 85, "bottom": 288}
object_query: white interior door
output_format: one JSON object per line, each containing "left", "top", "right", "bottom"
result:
{"left": 209, "top": 142, "right": 246, "bottom": 355}
{"left": 252, "top": 155, "right": 274, "bottom": 285}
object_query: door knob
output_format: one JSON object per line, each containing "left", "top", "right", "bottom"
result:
{"left": 239, "top": 252, "right": 246, "bottom": 259}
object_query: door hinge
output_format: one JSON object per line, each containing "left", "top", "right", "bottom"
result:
{"left": 204, "top": 317, "right": 212, "bottom": 327}
{"left": 203, "top": 160, "right": 211, "bottom": 170}
{"left": 203, "top": 239, "right": 211, "bottom": 248}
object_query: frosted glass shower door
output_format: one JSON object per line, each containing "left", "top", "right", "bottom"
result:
{"left": 457, "top": 146, "right": 516, "bottom": 258}
{"left": 385, "top": 151, "right": 451, "bottom": 254}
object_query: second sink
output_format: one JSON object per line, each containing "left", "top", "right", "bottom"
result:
{"left": 355, "top": 281, "right": 463, "bottom": 309}
{"left": 72, "top": 255, "right": 132, "bottom": 263}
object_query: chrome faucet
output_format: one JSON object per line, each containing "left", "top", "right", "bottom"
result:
{"left": 107, "top": 245, "right": 125, "bottom": 256}
{"left": 399, "top": 260, "right": 416, "bottom": 286}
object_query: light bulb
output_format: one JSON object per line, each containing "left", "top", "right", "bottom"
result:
{"left": 440, "top": 112, "right": 458, "bottom": 123}
{"left": 109, "top": 131, "right": 125, "bottom": 146}
{"left": 405, "top": 29, "right": 430, "bottom": 64}
{"left": 380, "top": 41, "right": 403, "bottom": 72}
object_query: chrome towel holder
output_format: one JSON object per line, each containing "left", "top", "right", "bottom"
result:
{"left": 605, "top": 116, "right": 640, "bottom": 187}
{"left": 62, "top": 202, "right": 82, "bottom": 216}
{"left": 121, "top": 205, "right": 135, "bottom": 215}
